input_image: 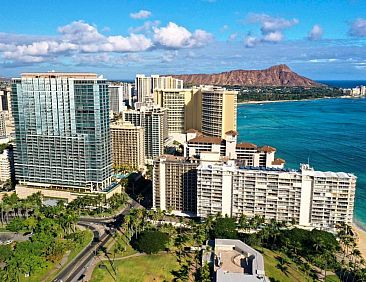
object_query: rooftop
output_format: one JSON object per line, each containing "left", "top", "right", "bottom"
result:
{"left": 236, "top": 142, "right": 258, "bottom": 149}
{"left": 272, "top": 158, "right": 286, "bottom": 165}
{"left": 258, "top": 145, "right": 276, "bottom": 153}
{"left": 19, "top": 72, "right": 100, "bottom": 79}
{"left": 188, "top": 135, "right": 223, "bottom": 145}
{"left": 214, "top": 239, "right": 266, "bottom": 282}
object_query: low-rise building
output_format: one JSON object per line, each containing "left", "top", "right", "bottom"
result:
{"left": 211, "top": 239, "right": 267, "bottom": 282}
{"left": 185, "top": 130, "right": 285, "bottom": 169}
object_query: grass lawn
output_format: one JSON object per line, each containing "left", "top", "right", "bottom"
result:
{"left": 325, "top": 275, "right": 341, "bottom": 282}
{"left": 91, "top": 253, "right": 179, "bottom": 282}
{"left": 262, "top": 248, "right": 309, "bottom": 282}
{"left": 19, "top": 229, "right": 93, "bottom": 282}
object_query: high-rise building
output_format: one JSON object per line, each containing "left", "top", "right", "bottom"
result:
{"left": 109, "top": 83, "right": 133, "bottom": 113}
{"left": 123, "top": 105, "right": 168, "bottom": 162}
{"left": 11, "top": 73, "right": 112, "bottom": 194}
{"left": 154, "top": 88, "right": 202, "bottom": 135}
{"left": 0, "top": 112, "right": 7, "bottom": 138}
{"left": 111, "top": 121, "right": 145, "bottom": 169}
{"left": 135, "top": 74, "right": 183, "bottom": 104}
{"left": 196, "top": 162, "right": 356, "bottom": 230}
{"left": 153, "top": 155, "right": 199, "bottom": 215}
{"left": 201, "top": 86, "right": 237, "bottom": 139}
{"left": 0, "top": 149, "right": 14, "bottom": 183}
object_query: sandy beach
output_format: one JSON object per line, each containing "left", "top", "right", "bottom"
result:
{"left": 353, "top": 223, "right": 366, "bottom": 260}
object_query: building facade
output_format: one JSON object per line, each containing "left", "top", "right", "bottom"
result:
{"left": 154, "top": 88, "right": 202, "bottom": 135}
{"left": 0, "top": 149, "right": 14, "bottom": 183}
{"left": 11, "top": 73, "right": 112, "bottom": 192}
{"left": 123, "top": 105, "right": 168, "bottom": 162}
{"left": 196, "top": 162, "right": 356, "bottom": 230}
{"left": 0, "top": 112, "right": 6, "bottom": 138}
{"left": 185, "top": 130, "right": 285, "bottom": 169}
{"left": 109, "top": 83, "right": 133, "bottom": 113}
{"left": 153, "top": 155, "right": 199, "bottom": 215}
{"left": 135, "top": 74, "right": 183, "bottom": 104}
{"left": 201, "top": 86, "right": 237, "bottom": 139}
{"left": 111, "top": 121, "right": 145, "bottom": 169}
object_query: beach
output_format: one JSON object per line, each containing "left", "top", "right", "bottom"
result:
{"left": 353, "top": 224, "right": 366, "bottom": 260}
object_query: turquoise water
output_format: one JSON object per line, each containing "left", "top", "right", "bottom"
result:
{"left": 237, "top": 98, "right": 366, "bottom": 229}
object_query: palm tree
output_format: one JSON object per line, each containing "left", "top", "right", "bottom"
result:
{"left": 136, "top": 194, "right": 144, "bottom": 204}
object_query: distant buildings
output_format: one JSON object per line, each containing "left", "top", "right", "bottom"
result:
{"left": 111, "top": 121, "right": 145, "bottom": 169}
{"left": 135, "top": 74, "right": 183, "bottom": 105}
{"left": 11, "top": 73, "right": 115, "bottom": 199}
{"left": 343, "top": 85, "right": 366, "bottom": 97}
{"left": 123, "top": 104, "right": 168, "bottom": 163}
{"left": 109, "top": 83, "right": 133, "bottom": 112}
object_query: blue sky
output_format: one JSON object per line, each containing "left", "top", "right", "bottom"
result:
{"left": 1, "top": 0, "right": 366, "bottom": 80}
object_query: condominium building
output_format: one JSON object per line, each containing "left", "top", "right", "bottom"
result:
{"left": 135, "top": 74, "right": 183, "bottom": 104}
{"left": 153, "top": 155, "right": 199, "bottom": 215}
{"left": 123, "top": 105, "right": 168, "bottom": 162}
{"left": 0, "top": 149, "right": 14, "bottom": 182}
{"left": 196, "top": 161, "right": 356, "bottom": 230}
{"left": 109, "top": 83, "right": 133, "bottom": 112}
{"left": 111, "top": 121, "right": 145, "bottom": 169}
{"left": 0, "top": 112, "right": 6, "bottom": 138}
{"left": 185, "top": 130, "right": 285, "bottom": 169}
{"left": 154, "top": 88, "right": 202, "bottom": 135}
{"left": 11, "top": 73, "right": 112, "bottom": 193}
{"left": 201, "top": 86, "right": 237, "bottom": 138}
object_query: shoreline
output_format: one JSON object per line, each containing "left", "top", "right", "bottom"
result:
{"left": 353, "top": 222, "right": 366, "bottom": 260}
{"left": 238, "top": 96, "right": 353, "bottom": 105}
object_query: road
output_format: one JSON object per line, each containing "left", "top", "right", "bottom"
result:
{"left": 53, "top": 199, "right": 142, "bottom": 282}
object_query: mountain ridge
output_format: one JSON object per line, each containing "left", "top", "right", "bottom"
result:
{"left": 169, "top": 64, "right": 322, "bottom": 87}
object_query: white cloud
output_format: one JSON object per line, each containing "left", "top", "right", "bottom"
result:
{"left": 128, "top": 20, "right": 160, "bottom": 34}
{"left": 244, "top": 13, "right": 299, "bottom": 47}
{"left": 153, "top": 22, "right": 213, "bottom": 49}
{"left": 262, "top": 31, "right": 283, "bottom": 42}
{"left": 349, "top": 18, "right": 366, "bottom": 37}
{"left": 228, "top": 33, "right": 238, "bottom": 41}
{"left": 130, "top": 10, "right": 152, "bottom": 19}
{"left": 244, "top": 35, "right": 259, "bottom": 47}
{"left": 308, "top": 24, "right": 323, "bottom": 40}
{"left": 58, "top": 20, "right": 104, "bottom": 43}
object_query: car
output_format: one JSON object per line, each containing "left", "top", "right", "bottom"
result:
{"left": 4, "top": 240, "right": 13, "bottom": 245}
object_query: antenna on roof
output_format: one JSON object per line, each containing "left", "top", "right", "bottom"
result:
{"left": 307, "top": 154, "right": 310, "bottom": 166}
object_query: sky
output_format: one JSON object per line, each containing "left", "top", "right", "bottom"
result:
{"left": 1, "top": 0, "right": 366, "bottom": 80}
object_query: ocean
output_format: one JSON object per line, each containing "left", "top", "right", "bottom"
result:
{"left": 237, "top": 98, "right": 366, "bottom": 229}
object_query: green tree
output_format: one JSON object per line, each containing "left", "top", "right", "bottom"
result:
{"left": 212, "top": 216, "right": 237, "bottom": 239}
{"left": 135, "top": 230, "right": 169, "bottom": 254}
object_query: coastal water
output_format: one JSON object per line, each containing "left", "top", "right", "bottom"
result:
{"left": 237, "top": 98, "right": 366, "bottom": 229}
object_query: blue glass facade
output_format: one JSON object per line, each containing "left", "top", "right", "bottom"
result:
{"left": 11, "top": 74, "right": 112, "bottom": 191}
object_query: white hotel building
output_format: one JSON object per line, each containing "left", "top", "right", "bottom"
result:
{"left": 197, "top": 160, "right": 356, "bottom": 230}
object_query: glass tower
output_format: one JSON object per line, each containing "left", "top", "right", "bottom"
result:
{"left": 11, "top": 73, "right": 112, "bottom": 192}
